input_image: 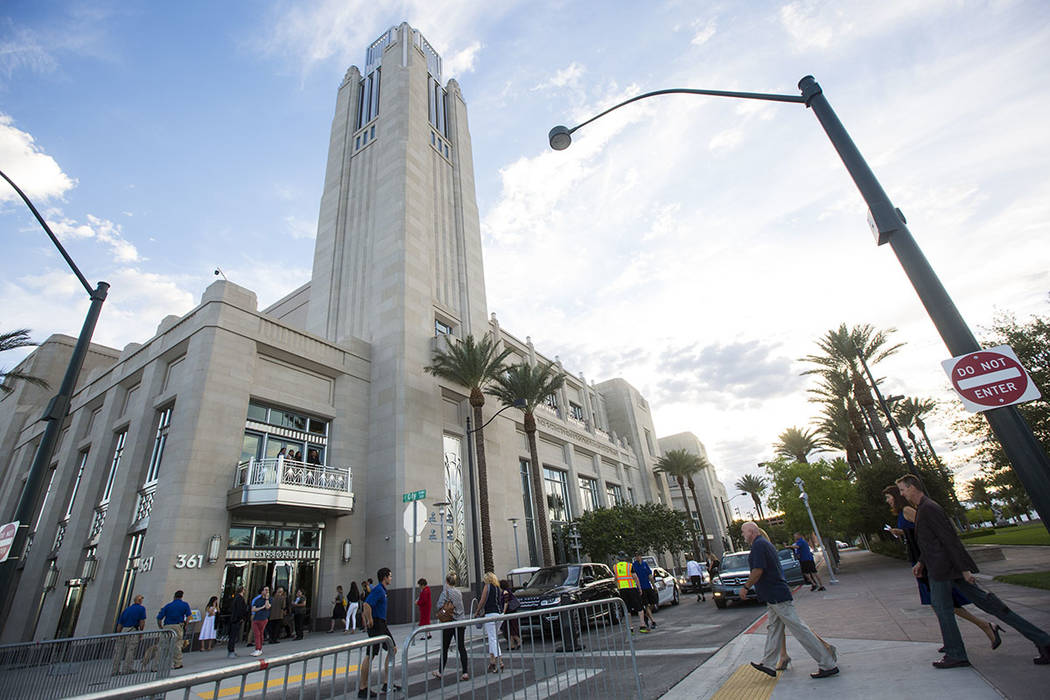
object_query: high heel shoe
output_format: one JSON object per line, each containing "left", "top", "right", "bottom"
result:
{"left": 991, "top": 624, "right": 1004, "bottom": 650}
{"left": 776, "top": 657, "right": 791, "bottom": 671}
{"left": 487, "top": 663, "right": 497, "bottom": 674}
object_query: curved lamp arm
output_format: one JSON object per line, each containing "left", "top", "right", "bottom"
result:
{"left": 549, "top": 87, "right": 805, "bottom": 150}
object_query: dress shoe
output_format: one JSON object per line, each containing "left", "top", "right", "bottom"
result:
{"left": 357, "top": 690, "right": 377, "bottom": 699}
{"left": 775, "top": 656, "right": 791, "bottom": 671}
{"left": 991, "top": 624, "right": 1003, "bottom": 650}
{"left": 750, "top": 662, "right": 776, "bottom": 677}
{"left": 817, "top": 586, "right": 826, "bottom": 591}
{"left": 810, "top": 666, "right": 839, "bottom": 678}
{"left": 932, "top": 656, "right": 971, "bottom": 669}
{"left": 1035, "top": 644, "right": 1050, "bottom": 665}
{"left": 380, "top": 682, "right": 402, "bottom": 693}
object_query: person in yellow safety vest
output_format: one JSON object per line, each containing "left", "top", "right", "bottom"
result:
{"left": 614, "top": 560, "right": 645, "bottom": 633}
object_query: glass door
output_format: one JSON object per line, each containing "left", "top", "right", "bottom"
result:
{"left": 55, "top": 583, "right": 84, "bottom": 638}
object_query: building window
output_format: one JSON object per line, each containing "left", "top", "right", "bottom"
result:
{"left": 627, "top": 487, "right": 636, "bottom": 504}
{"left": 357, "top": 68, "right": 381, "bottom": 128}
{"left": 244, "top": 401, "right": 329, "bottom": 465}
{"left": 606, "top": 482, "right": 625, "bottom": 507}
{"left": 578, "top": 476, "right": 599, "bottom": 512}
{"left": 143, "top": 406, "right": 173, "bottom": 485}
{"left": 114, "top": 533, "right": 145, "bottom": 628}
{"left": 543, "top": 393, "right": 558, "bottom": 410}
{"left": 65, "top": 451, "right": 89, "bottom": 520}
{"left": 569, "top": 402, "right": 585, "bottom": 422}
{"left": 519, "top": 459, "right": 538, "bottom": 566}
{"left": 120, "top": 384, "right": 139, "bottom": 416}
{"left": 643, "top": 428, "right": 655, "bottom": 456}
{"left": 427, "top": 75, "right": 448, "bottom": 138}
{"left": 101, "top": 430, "right": 127, "bottom": 505}
{"left": 435, "top": 318, "right": 453, "bottom": 336}
{"left": 543, "top": 467, "right": 571, "bottom": 523}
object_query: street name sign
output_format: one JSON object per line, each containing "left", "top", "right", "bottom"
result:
{"left": 941, "top": 345, "right": 1041, "bottom": 413}
{"left": 0, "top": 521, "right": 19, "bottom": 563}
{"left": 402, "top": 489, "right": 427, "bottom": 503}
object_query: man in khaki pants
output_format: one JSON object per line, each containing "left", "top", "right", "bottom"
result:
{"left": 112, "top": 594, "right": 146, "bottom": 674}
{"left": 156, "top": 590, "right": 192, "bottom": 669}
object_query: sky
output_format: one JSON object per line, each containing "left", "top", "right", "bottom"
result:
{"left": 2, "top": 1, "right": 1049, "bottom": 513}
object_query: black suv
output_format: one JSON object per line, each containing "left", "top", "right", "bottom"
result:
{"left": 515, "top": 563, "right": 620, "bottom": 639}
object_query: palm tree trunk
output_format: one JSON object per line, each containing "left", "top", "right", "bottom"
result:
{"left": 853, "top": 373, "right": 895, "bottom": 457}
{"left": 677, "top": 476, "right": 702, "bottom": 559}
{"left": 686, "top": 477, "right": 710, "bottom": 557}
{"left": 472, "top": 399, "right": 495, "bottom": 575}
{"left": 750, "top": 493, "right": 765, "bottom": 520}
{"left": 848, "top": 402, "right": 879, "bottom": 464}
{"left": 916, "top": 419, "right": 944, "bottom": 469}
{"left": 906, "top": 428, "right": 928, "bottom": 468}
{"left": 524, "top": 411, "right": 554, "bottom": 567}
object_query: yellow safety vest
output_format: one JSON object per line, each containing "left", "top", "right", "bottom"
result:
{"left": 614, "top": 561, "right": 636, "bottom": 589}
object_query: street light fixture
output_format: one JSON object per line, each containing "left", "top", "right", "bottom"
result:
{"left": 508, "top": 517, "right": 521, "bottom": 569}
{"left": 0, "top": 170, "right": 110, "bottom": 615}
{"left": 795, "top": 476, "right": 838, "bottom": 584}
{"left": 465, "top": 398, "right": 527, "bottom": 593}
{"left": 549, "top": 76, "right": 1050, "bottom": 532}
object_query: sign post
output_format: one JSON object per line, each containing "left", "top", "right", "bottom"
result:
{"left": 942, "top": 345, "right": 1041, "bottom": 413}
{"left": 402, "top": 493, "right": 427, "bottom": 625}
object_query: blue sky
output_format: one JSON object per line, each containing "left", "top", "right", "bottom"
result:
{"left": 3, "top": 1, "right": 1049, "bottom": 506}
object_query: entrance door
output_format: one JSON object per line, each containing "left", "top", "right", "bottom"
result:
{"left": 55, "top": 583, "right": 84, "bottom": 638}
{"left": 247, "top": 562, "right": 270, "bottom": 599}
{"left": 296, "top": 561, "right": 316, "bottom": 626}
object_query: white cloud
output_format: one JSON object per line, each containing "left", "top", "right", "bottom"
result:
{"left": 707, "top": 126, "right": 744, "bottom": 152}
{"left": 47, "top": 213, "right": 141, "bottom": 263}
{"left": 533, "top": 62, "right": 585, "bottom": 91}
{"left": 284, "top": 215, "right": 316, "bottom": 240}
{"left": 444, "top": 40, "right": 482, "bottom": 78}
{"left": 0, "top": 25, "right": 58, "bottom": 79}
{"left": 0, "top": 114, "right": 76, "bottom": 202}
{"left": 691, "top": 20, "right": 717, "bottom": 46}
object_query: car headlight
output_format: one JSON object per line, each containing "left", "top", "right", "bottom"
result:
{"left": 540, "top": 597, "right": 560, "bottom": 606}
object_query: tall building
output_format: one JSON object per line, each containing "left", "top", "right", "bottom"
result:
{"left": 0, "top": 23, "right": 725, "bottom": 640}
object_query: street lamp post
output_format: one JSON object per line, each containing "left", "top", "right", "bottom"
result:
{"left": 549, "top": 76, "right": 1050, "bottom": 532}
{"left": 508, "top": 517, "right": 521, "bottom": 569}
{"left": 434, "top": 500, "right": 451, "bottom": 581}
{"left": 0, "top": 170, "right": 110, "bottom": 616}
{"left": 795, "top": 477, "right": 839, "bottom": 584}
{"left": 465, "top": 399, "right": 526, "bottom": 594}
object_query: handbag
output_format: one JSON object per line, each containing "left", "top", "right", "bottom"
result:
{"left": 505, "top": 591, "right": 520, "bottom": 613}
{"left": 437, "top": 600, "right": 455, "bottom": 623}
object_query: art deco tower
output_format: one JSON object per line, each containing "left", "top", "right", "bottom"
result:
{"left": 306, "top": 24, "right": 489, "bottom": 600}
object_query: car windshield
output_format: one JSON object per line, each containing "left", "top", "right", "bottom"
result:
{"left": 778, "top": 549, "right": 794, "bottom": 561}
{"left": 526, "top": 566, "right": 581, "bottom": 588}
{"left": 721, "top": 554, "right": 750, "bottom": 571}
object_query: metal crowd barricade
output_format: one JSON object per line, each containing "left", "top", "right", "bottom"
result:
{"left": 64, "top": 633, "right": 396, "bottom": 700}
{"left": 0, "top": 628, "right": 176, "bottom": 699}
{"left": 401, "top": 596, "right": 643, "bottom": 699}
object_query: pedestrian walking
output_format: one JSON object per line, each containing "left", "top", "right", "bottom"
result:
{"left": 250, "top": 586, "right": 271, "bottom": 657}
{"left": 474, "top": 572, "right": 504, "bottom": 673}
{"left": 156, "top": 590, "right": 192, "bottom": 670}
{"left": 292, "top": 588, "right": 307, "bottom": 640}
{"left": 896, "top": 474, "right": 1050, "bottom": 668}
{"left": 740, "top": 522, "right": 839, "bottom": 679}
{"left": 199, "top": 596, "right": 218, "bottom": 651}
{"left": 345, "top": 582, "right": 360, "bottom": 633}
{"left": 268, "top": 587, "right": 287, "bottom": 643}
{"left": 416, "top": 578, "right": 432, "bottom": 639}
{"left": 431, "top": 573, "right": 469, "bottom": 682}
{"left": 330, "top": 585, "right": 346, "bottom": 633}
{"left": 227, "top": 587, "right": 248, "bottom": 658}
{"left": 883, "top": 485, "right": 1000, "bottom": 647}
{"left": 614, "top": 558, "right": 644, "bottom": 634}
{"left": 500, "top": 579, "right": 521, "bottom": 649}
{"left": 686, "top": 558, "right": 706, "bottom": 602}
{"left": 789, "top": 531, "right": 825, "bottom": 591}
{"left": 631, "top": 554, "right": 657, "bottom": 631}
{"left": 112, "top": 594, "right": 146, "bottom": 675}
{"left": 358, "top": 568, "right": 400, "bottom": 698}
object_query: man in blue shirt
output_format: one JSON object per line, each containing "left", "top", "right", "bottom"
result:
{"left": 740, "top": 522, "right": 838, "bottom": 679}
{"left": 156, "top": 590, "right": 191, "bottom": 669}
{"left": 112, "top": 594, "right": 146, "bottom": 675}
{"left": 631, "top": 554, "right": 657, "bottom": 632}
{"left": 790, "top": 531, "right": 825, "bottom": 591}
{"left": 358, "top": 568, "right": 399, "bottom": 698}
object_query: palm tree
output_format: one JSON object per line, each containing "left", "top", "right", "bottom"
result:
{"left": 654, "top": 449, "right": 704, "bottom": 558}
{"left": 774, "top": 426, "right": 824, "bottom": 464}
{"left": 734, "top": 474, "right": 767, "bottom": 521}
{"left": 488, "top": 360, "right": 566, "bottom": 567}
{"left": 685, "top": 454, "right": 715, "bottom": 557}
{"left": 895, "top": 397, "right": 942, "bottom": 467}
{"left": 0, "top": 329, "right": 49, "bottom": 395}
{"left": 425, "top": 333, "right": 512, "bottom": 575}
{"left": 808, "top": 368, "right": 878, "bottom": 464}
{"left": 966, "top": 477, "right": 996, "bottom": 512}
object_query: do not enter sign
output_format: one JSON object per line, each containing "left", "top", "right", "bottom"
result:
{"left": 942, "top": 345, "right": 1041, "bottom": 413}
{"left": 0, "top": 521, "right": 19, "bottom": 563}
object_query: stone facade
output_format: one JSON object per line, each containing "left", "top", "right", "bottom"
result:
{"left": 0, "top": 23, "right": 729, "bottom": 639}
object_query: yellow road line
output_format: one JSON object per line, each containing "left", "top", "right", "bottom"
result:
{"left": 194, "top": 663, "right": 360, "bottom": 698}
{"left": 710, "top": 663, "right": 777, "bottom": 700}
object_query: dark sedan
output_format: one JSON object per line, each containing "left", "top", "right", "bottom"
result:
{"left": 711, "top": 548, "right": 805, "bottom": 609}
{"left": 514, "top": 563, "right": 620, "bottom": 638}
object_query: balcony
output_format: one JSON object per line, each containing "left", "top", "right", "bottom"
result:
{"left": 227, "top": 457, "right": 355, "bottom": 517}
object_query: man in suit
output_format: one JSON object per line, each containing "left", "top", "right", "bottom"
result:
{"left": 897, "top": 474, "right": 1050, "bottom": 668}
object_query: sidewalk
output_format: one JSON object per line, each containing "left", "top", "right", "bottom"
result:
{"left": 663, "top": 546, "right": 1050, "bottom": 700}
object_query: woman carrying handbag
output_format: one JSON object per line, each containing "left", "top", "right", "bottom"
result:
{"left": 431, "top": 573, "right": 469, "bottom": 681}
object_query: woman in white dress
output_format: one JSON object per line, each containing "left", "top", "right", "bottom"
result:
{"left": 199, "top": 596, "right": 218, "bottom": 651}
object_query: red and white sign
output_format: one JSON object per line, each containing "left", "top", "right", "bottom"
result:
{"left": 0, "top": 521, "right": 19, "bottom": 563}
{"left": 942, "top": 345, "right": 1041, "bottom": 413}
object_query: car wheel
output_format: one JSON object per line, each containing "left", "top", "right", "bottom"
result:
{"left": 714, "top": 597, "right": 727, "bottom": 609}
{"left": 671, "top": 585, "right": 680, "bottom": 606}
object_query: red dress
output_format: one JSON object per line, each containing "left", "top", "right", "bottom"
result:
{"left": 417, "top": 585, "right": 431, "bottom": 625}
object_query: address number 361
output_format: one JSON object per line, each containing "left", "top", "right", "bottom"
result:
{"left": 174, "top": 553, "right": 205, "bottom": 569}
